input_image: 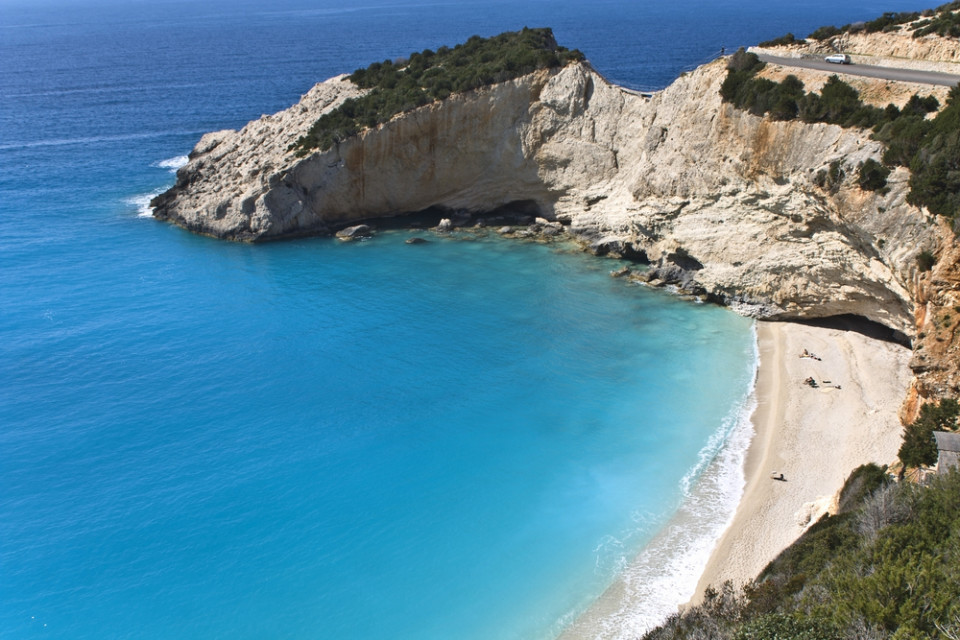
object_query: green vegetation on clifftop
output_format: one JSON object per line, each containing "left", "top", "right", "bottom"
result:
{"left": 721, "top": 49, "right": 960, "bottom": 223}
{"left": 292, "top": 28, "right": 584, "bottom": 155}
{"left": 804, "top": 1, "right": 960, "bottom": 39}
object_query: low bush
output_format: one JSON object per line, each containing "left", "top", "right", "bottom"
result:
{"left": 912, "top": 5, "right": 960, "bottom": 37}
{"left": 898, "top": 398, "right": 958, "bottom": 467}
{"left": 643, "top": 467, "right": 960, "bottom": 640}
{"left": 808, "top": 24, "right": 842, "bottom": 40}
{"left": 905, "top": 86, "right": 960, "bottom": 220}
{"left": 858, "top": 158, "right": 890, "bottom": 191}
{"left": 733, "top": 613, "right": 841, "bottom": 640}
{"left": 814, "top": 159, "right": 845, "bottom": 194}
{"left": 864, "top": 11, "right": 921, "bottom": 33}
{"left": 758, "top": 33, "right": 799, "bottom": 47}
{"left": 806, "top": 3, "right": 954, "bottom": 40}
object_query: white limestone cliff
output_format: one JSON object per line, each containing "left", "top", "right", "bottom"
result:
{"left": 152, "top": 59, "right": 936, "bottom": 337}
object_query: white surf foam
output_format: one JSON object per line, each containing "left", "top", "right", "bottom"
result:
{"left": 125, "top": 190, "right": 164, "bottom": 218}
{"left": 576, "top": 322, "right": 760, "bottom": 639}
{"left": 154, "top": 155, "right": 189, "bottom": 172}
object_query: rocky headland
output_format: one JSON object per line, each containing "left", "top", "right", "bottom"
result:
{"left": 151, "top": 27, "right": 960, "bottom": 409}
{"left": 150, "top": 20, "right": 960, "bottom": 637}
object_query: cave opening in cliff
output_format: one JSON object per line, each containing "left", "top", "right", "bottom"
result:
{"left": 792, "top": 314, "right": 911, "bottom": 347}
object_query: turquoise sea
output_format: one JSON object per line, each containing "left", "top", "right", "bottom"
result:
{"left": 0, "top": 0, "right": 924, "bottom": 638}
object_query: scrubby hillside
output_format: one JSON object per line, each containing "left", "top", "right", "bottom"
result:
{"left": 644, "top": 466, "right": 960, "bottom": 640}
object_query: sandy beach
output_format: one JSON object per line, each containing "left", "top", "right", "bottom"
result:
{"left": 559, "top": 319, "right": 912, "bottom": 639}
{"left": 691, "top": 320, "right": 911, "bottom": 598}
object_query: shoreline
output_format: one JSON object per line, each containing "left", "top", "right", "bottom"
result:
{"left": 691, "top": 320, "right": 911, "bottom": 598}
{"left": 558, "top": 319, "right": 912, "bottom": 639}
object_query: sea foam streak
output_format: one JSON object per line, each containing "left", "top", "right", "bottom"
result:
{"left": 0, "top": 131, "right": 205, "bottom": 151}
{"left": 126, "top": 190, "right": 164, "bottom": 218}
{"left": 129, "top": 156, "right": 187, "bottom": 217}
{"left": 154, "top": 155, "right": 188, "bottom": 172}
{"left": 583, "top": 322, "right": 760, "bottom": 639}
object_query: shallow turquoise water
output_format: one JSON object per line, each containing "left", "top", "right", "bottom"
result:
{"left": 2, "top": 225, "right": 756, "bottom": 638}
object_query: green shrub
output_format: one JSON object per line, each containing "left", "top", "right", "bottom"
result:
{"left": 858, "top": 158, "right": 891, "bottom": 191}
{"left": 912, "top": 5, "right": 960, "bottom": 37}
{"left": 904, "top": 93, "right": 940, "bottom": 116}
{"left": 722, "top": 30, "right": 960, "bottom": 226}
{"left": 814, "top": 159, "right": 846, "bottom": 193}
{"left": 722, "top": 67, "right": 886, "bottom": 130}
{"left": 903, "top": 85, "right": 960, "bottom": 220}
{"left": 292, "top": 28, "right": 584, "bottom": 155}
{"left": 875, "top": 114, "right": 933, "bottom": 166}
{"left": 864, "top": 11, "right": 921, "bottom": 33}
{"left": 838, "top": 463, "right": 891, "bottom": 512}
{"left": 808, "top": 25, "right": 842, "bottom": 40}
{"left": 734, "top": 613, "right": 841, "bottom": 640}
{"left": 806, "top": 4, "right": 959, "bottom": 40}
{"left": 642, "top": 469, "right": 960, "bottom": 640}
{"left": 917, "top": 250, "right": 936, "bottom": 272}
{"left": 727, "top": 48, "right": 765, "bottom": 73}
{"left": 758, "top": 33, "right": 799, "bottom": 47}
{"left": 899, "top": 398, "right": 958, "bottom": 467}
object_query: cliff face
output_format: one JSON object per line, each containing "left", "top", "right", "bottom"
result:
{"left": 153, "top": 59, "right": 936, "bottom": 338}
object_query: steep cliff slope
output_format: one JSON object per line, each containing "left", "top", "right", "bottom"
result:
{"left": 153, "top": 56, "right": 936, "bottom": 337}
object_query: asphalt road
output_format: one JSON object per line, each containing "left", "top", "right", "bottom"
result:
{"left": 756, "top": 53, "right": 960, "bottom": 88}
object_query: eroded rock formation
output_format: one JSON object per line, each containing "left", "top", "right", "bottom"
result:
{"left": 154, "top": 58, "right": 939, "bottom": 340}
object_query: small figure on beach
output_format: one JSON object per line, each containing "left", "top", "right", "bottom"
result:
{"left": 770, "top": 471, "right": 786, "bottom": 481}
{"left": 800, "top": 349, "right": 822, "bottom": 361}
{"left": 804, "top": 376, "right": 818, "bottom": 388}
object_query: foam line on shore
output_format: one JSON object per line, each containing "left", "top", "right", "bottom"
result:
{"left": 558, "top": 323, "right": 760, "bottom": 639}
{"left": 691, "top": 320, "right": 912, "bottom": 602}
{"left": 154, "top": 155, "right": 189, "bottom": 172}
{"left": 559, "top": 319, "right": 912, "bottom": 639}
{"left": 126, "top": 190, "right": 164, "bottom": 218}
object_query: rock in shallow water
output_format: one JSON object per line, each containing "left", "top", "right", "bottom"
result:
{"left": 336, "top": 224, "right": 372, "bottom": 240}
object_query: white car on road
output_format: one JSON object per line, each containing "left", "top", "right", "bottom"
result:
{"left": 825, "top": 54, "right": 851, "bottom": 64}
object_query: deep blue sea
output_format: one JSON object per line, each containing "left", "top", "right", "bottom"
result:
{"left": 0, "top": 0, "right": 926, "bottom": 638}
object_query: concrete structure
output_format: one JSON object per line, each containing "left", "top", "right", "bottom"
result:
{"left": 934, "top": 431, "right": 960, "bottom": 473}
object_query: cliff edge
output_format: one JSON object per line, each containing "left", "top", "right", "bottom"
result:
{"left": 153, "top": 55, "right": 938, "bottom": 338}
